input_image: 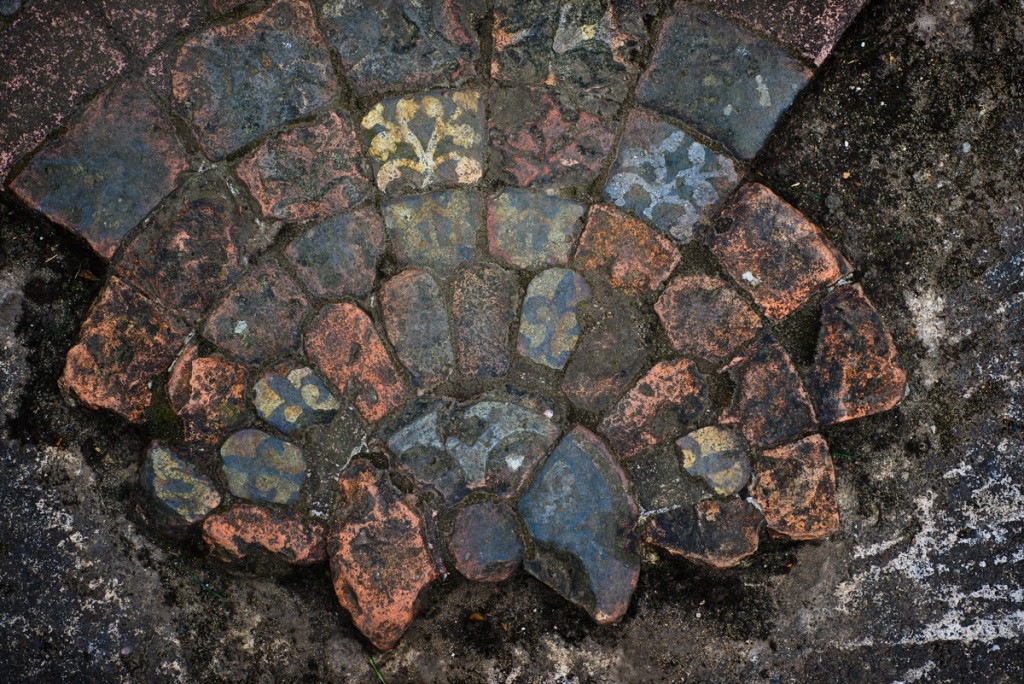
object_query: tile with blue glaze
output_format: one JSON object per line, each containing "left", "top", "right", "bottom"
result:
{"left": 220, "top": 429, "right": 306, "bottom": 505}
{"left": 604, "top": 109, "right": 741, "bottom": 243}
{"left": 637, "top": 4, "right": 812, "bottom": 160}
{"left": 446, "top": 398, "right": 561, "bottom": 495}
{"left": 379, "top": 399, "right": 466, "bottom": 502}
{"left": 286, "top": 206, "right": 386, "bottom": 300}
{"left": 518, "top": 426, "right": 640, "bottom": 624}
{"left": 676, "top": 426, "right": 751, "bottom": 496}
{"left": 141, "top": 442, "right": 221, "bottom": 529}
{"left": 380, "top": 269, "right": 455, "bottom": 389}
{"left": 517, "top": 268, "right": 590, "bottom": 370}
{"left": 253, "top": 366, "right": 340, "bottom": 435}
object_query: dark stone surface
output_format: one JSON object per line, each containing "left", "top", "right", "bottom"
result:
{"left": 560, "top": 298, "right": 650, "bottom": 414}
{"left": 518, "top": 426, "right": 640, "bottom": 624}
{"left": 220, "top": 428, "right": 306, "bottom": 505}
{"left": 488, "top": 86, "right": 617, "bottom": 190}
{"left": 810, "top": 283, "right": 907, "bottom": 425}
{"left": 285, "top": 206, "right": 386, "bottom": 300}
{"left": 316, "top": 0, "right": 484, "bottom": 96}
{"left": 0, "top": 0, "right": 126, "bottom": 179}
{"left": 379, "top": 393, "right": 561, "bottom": 500}
{"left": 490, "top": 0, "right": 658, "bottom": 104}
{"left": 450, "top": 262, "right": 518, "bottom": 379}
{"left": 637, "top": 4, "right": 811, "bottom": 160}
{"left": 719, "top": 341, "right": 818, "bottom": 448}
{"left": 604, "top": 109, "right": 741, "bottom": 243}
{"left": 449, "top": 501, "right": 524, "bottom": 582}
{"left": 11, "top": 80, "right": 190, "bottom": 260}
{"left": 201, "top": 260, "right": 309, "bottom": 364}
{"left": 642, "top": 498, "right": 763, "bottom": 569}
{"left": 102, "top": 0, "right": 205, "bottom": 57}
{"left": 172, "top": 0, "right": 336, "bottom": 160}
{"left": 382, "top": 190, "right": 482, "bottom": 278}
{"left": 379, "top": 269, "right": 455, "bottom": 389}
{"left": 115, "top": 171, "right": 257, "bottom": 324}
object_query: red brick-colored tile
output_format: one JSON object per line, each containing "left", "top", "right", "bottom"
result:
{"left": 655, "top": 275, "right": 762, "bottom": 364}
{"left": 488, "top": 86, "right": 617, "bottom": 190}
{"left": 720, "top": 341, "right": 817, "bottom": 448}
{"left": 600, "top": 359, "right": 709, "bottom": 461}
{"left": 574, "top": 205, "right": 680, "bottom": 294}
{"left": 236, "top": 110, "right": 370, "bottom": 223}
{"left": 810, "top": 283, "right": 907, "bottom": 425}
{"left": 750, "top": 434, "right": 840, "bottom": 541}
{"left": 329, "top": 460, "right": 442, "bottom": 650}
{"left": 305, "top": 303, "right": 408, "bottom": 424}
{"left": 709, "top": 183, "right": 851, "bottom": 320}
{"left": 61, "top": 277, "right": 188, "bottom": 423}
{"left": 167, "top": 341, "right": 248, "bottom": 446}
{"left": 202, "top": 504, "right": 327, "bottom": 565}
{"left": 202, "top": 261, "right": 309, "bottom": 364}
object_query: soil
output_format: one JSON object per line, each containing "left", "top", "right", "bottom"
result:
{"left": 2, "top": 0, "right": 1024, "bottom": 681}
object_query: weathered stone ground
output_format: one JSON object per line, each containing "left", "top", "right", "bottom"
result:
{"left": 2, "top": 0, "right": 1023, "bottom": 681}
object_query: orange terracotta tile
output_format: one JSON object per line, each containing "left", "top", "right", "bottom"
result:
{"left": 202, "top": 504, "right": 326, "bottom": 565}
{"left": 709, "top": 183, "right": 851, "bottom": 320}
{"left": 329, "top": 460, "right": 441, "bottom": 650}
{"left": 750, "top": 434, "right": 839, "bottom": 541}
{"left": 305, "top": 303, "right": 408, "bottom": 424}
